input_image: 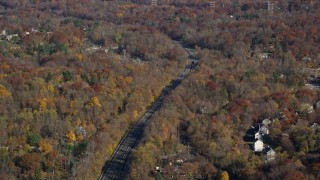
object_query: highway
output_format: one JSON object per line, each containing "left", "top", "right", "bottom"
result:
{"left": 99, "top": 42, "right": 198, "bottom": 180}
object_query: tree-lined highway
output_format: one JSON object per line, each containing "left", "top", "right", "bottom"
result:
{"left": 99, "top": 42, "right": 198, "bottom": 180}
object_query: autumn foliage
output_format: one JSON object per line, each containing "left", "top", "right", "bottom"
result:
{"left": 0, "top": 0, "right": 319, "bottom": 179}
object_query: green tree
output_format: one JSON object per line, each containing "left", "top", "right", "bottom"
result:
{"left": 45, "top": 72, "right": 54, "bottom": 83}
{"left": 62, "top": 71, "right": 73, "bottom": 82}
{"left": 27, "top": 132, "right": 41, "bottom": 146}
{"left": 74, "top": 19, "right": 83, "bottom": 28}
{"left": 114, "top": 32, "right": 122, "bottom": 44}
{"left": 74, "top": 141, "right": 88, "bottom": 157}
{"left": 27, "top": 43, "right": 34, "bottom": 55}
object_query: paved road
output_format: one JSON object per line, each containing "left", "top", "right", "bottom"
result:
{"left": 99, "top": 42, "right": 198, "bottom": 180}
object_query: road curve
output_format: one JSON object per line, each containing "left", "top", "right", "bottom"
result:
{"left": 99, "top": 42, "right": 198, "bottom": 180}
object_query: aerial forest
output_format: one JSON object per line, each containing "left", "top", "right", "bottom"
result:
{"left": 0, "top": 0, "right": 319, "bottom": 179}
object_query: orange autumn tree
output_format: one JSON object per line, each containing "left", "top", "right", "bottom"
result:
{"left": 39, "top": 139, "right": 52, "bottom": 154}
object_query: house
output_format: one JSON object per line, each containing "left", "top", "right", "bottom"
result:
{"left": 310, "top": 123, "right": 319, "bottom": 131}
{"left": 259, "top": 125, "right": 269, "bottom": 136}
{"left": 262, "top": 118, "right": 271, "bottom": 126}
{"left": 255, "top": 132, "right": 262, "bottom": 140}
{"left": 303, "top": 56, "right": 312, "bottom": 61}
{"left": 154, "top": 166, "right": 162, "bottom": 173}
{"left": 198, "top": 106, "right": 208, "bottom": 114}
{"left": 258, "top": 52, "right": 271, "bottom": 59}
{"left": 75, "top": 126, "right": 86, "bottom": 137}
{"left": 31, "top": 28, "right": 39, "bottom": 32}
{"left": 265, "top": 147, "right": 276, "bottom": 162}
{"left": 6, "top": 34, "right": 18, "bottom": 41}
{"left": 300, "top": 103, "right": 314, "bottom": 114}
{"left": 254, "top": 139, "right": 264, "bottom": 152}
{"left": 1, "top": 30, "right": 7, "bottom": 36}
{"left": 315, "top": 101, "right": 320, "bottom": 109}
{"left": 176, "top": 159, "right": 183, "bottom": 164}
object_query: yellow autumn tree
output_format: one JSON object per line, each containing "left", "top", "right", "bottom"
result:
{"left": 75, "top": 118, "right": 81, "bottom": 126}
{"left": 88, "top": 96, "right": 102, "bottom": 108}
{"left": 116, "top": 12, "right": 124, "bottom": 18}
{"left": 66, "top": 130, "right": 76, "bottom": 142}
{"left": 75, "top": 53, "right": 84, "bottom": 61}
{"left": 106, "top": 144, "right": 114, "bottom": 156}
{"left": 47, "top": 84, "right": 55, "bottom": 93}
{"left": 0, "top": 74, "right": 7, "bottom": 78}
{"left": 124, "top": 76, "right": 133, "bottom": 84}
{"left": 149, "top": 95, "right": 155, "bottom": 102}
{"left": 132, "top": 110, "right": 139, "bottom": 119}
{"left": 219, "top": 171, "right": 229, "bottom": 180}
{"left": 39, "top": 139, "right": 52, "bottom": 154}
{"left": 0, "top": 84, "right": 11, "bottom": 97}
{"left": 76, "top": 133, "right": 84, "bottom": 141}
{"left": 38, "top": 98, "right": 47, "bottom": 111}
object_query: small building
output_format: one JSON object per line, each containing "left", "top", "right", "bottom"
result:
{"left": 300, "top": 103, "right": 314, "bottom": 114}
{"left": 6, "top": 34, "right": 18, "bottom": 41}
{"left": 259, "top": 125, "right": 269, "bottom": 136}
{"left": 258, "top": 52, "right": 271, "bottom": 59}
{"left": 1, "top": 30, "right": 7, "bottom": 36}
{"left": 311, "top": 123, "right": 319, "bottom": 131}
{"left": 315, "top": 101, "right": 320, "bottom": 109}
{"left": 255, "top": 132, "right": 262, "bottom": 140}
{"left": 303, "top": 56, "right": 312, "bottom": 61}
{"left": 176, "top": 159, "right": 183, "bottom": 164}
{"left": 198, "top": 106, "right": 208, "bottom": 114}
{"left": 31, "top": 28, "right": 39, "bottom": 32}
{"left": 75, "top": 126, "right": 86, "bottom": 137}
{"left": 154, "top": 166, "right": 162, "bottom": 173}
{"left": 262, "top": 118, "right": 271, "bottom": 126}
{"left": 254, "top": 139, "right": 264, "bottom": 152}
{"left": 266, "top": 147, "right": 276, "bottom": 162}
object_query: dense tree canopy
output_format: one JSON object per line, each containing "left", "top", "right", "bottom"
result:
{"left": 0, "top": 0, "right": 319, "bottom": 179}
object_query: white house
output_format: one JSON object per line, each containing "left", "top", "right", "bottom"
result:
{"left": 311, "top": 123, "right": 319, "bottom": 131}
{"left": 6, "top": 34, "right": 18, "bottom": 41}
{"left": 75, "top": 126, "right": 86, "bottom": 137}
{"left": 259, "top": 125, "right": 269, "bottom": 135}
{"left": 1, "top": 30, "right": 7, "bottom": 36}
{"left": 259, "top": 52, "right": 270, "bottom": 59}
{"left": 266, "top": 147, "right": 276, "bottom": 162}
{"left": 154, "top": 166, "right": 162, "bottom": 173}
{"left": 262, "top": 118, "right": 271, "bottom": 126}
{"left": 254, "top": 139, "right": 264, "bottom": 152}
{"left": 31, "top": 28, "right": 39, "bottom": 32}
{"left": 300, "top": 103, "right": 314, "bottom": 114}
{"left": 176, "top": 159, "right": 184, "bottom": 163}
{"left": 255, "top": 132, "right": 262, "bottom": 140}
{"left": 316, "top": 101, "right": 320, "bottom": 109}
